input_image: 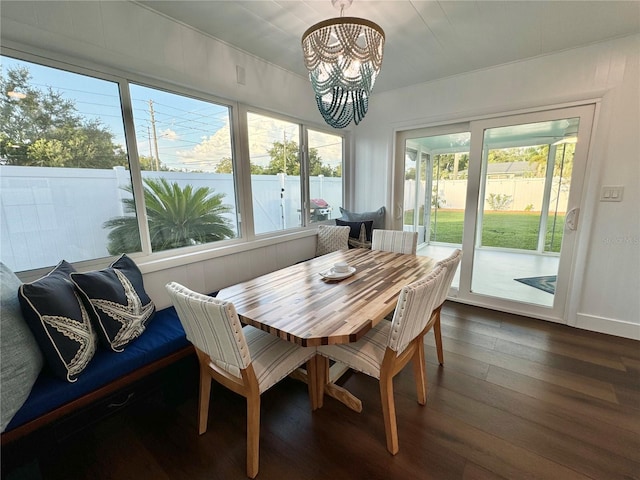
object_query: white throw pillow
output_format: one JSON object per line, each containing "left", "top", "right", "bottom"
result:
{"left": 1, "top": 262, "right": 44, "bottom": 432}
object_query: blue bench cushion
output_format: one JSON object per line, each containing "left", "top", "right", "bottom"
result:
{"left": 6, "top": 306, "right": 189, "bottom": 431}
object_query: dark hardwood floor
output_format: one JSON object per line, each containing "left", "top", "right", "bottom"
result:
{"left": 4, "top": 303, "right": 639, "bottom": 480}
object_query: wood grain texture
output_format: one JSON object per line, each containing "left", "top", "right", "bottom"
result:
{"left": 4, "top": 302, "right": 639, "bottom": 480}
{"left": 217, "top": 249, "right": 436, "bottom": 347}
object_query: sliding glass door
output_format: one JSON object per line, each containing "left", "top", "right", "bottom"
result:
{"left": 400, "top": 125, "right": 470, "bottom": 290}
{"left": 396, "top": 104, "right": 595, "bottom": 322}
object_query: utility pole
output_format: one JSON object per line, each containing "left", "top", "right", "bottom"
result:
{"left": 283, "top": 131, "right": 287, "bottom": 175}
{"left": 149, "top": 99, "right": 160, "bottom": 171}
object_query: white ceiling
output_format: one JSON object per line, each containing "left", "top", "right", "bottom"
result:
{"left": 136, "top": 0, "right": 639, "bottom": 93}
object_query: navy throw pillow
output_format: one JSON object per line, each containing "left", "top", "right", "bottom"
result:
{"left": 19, "top": 260, "right": 98, "bottom": 382}
{"left": 335, "top": 219, "right": 373, "bottom": 242}
{"left": 71, "top": 254, "right": 155, "bottom": 352}
{"left": 339, "top": 206, "right": 385, "bottom": 230}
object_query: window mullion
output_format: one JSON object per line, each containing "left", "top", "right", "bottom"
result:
{"left": 300, "top": 126, "right": 310, "bottom": 226}
{"left": 235, "top": 104, "right": 256, "bottom": 240}
{"left": 119, "top": 80, "right": 153, "bottom": 255}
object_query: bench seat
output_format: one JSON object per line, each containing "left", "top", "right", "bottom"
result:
{"left": 2, "top": 306, "right": 192, "bottom": 443}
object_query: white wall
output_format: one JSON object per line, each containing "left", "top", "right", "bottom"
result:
{"left": 353, "top": 35, "right": 640, "bottom": 338}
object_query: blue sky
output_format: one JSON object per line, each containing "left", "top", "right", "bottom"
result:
{"left": 1, "top": 54, "right": 343, "bottom": 172}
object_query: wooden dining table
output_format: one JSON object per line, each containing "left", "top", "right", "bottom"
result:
{"left": 216, "top": 248, "right": 436, "bottom": 411}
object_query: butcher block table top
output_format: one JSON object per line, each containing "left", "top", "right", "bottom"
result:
{"left": 217, "top": 248, "right": 436, "bottom": 347}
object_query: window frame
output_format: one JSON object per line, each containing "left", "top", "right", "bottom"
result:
{"left": 124, "top": 79, "right": 246, "bottom": 255}
{"left": 238, "top": 104, "right": 347, "bottom": 240}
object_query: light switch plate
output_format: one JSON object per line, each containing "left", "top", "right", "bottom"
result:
{"left": 600, "top": 185, "right": 624, "bottom": 202}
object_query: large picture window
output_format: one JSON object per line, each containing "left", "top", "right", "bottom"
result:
{"left": 307, "top": 129, "right": 343, "bottom": 223}
{"left": 246, "top": 112, "right": 344, "bottom": 235}
{"left": 124, "top": 84, "right": 238, "bottom": 253}
{"left": 0, "top": 53, "right": 345, "bottom": 273}
{"left": 247, "top": 112, "right": 302, "bottom": 235}
{"left": 0, "top": 56, "right": 135, "bottom": 271}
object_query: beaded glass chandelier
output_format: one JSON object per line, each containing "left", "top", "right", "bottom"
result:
{"left": 301, "top": 0, "right": 385, "bottom": 129}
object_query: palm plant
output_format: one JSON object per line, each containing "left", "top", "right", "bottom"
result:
{"left": 104, "top": 178, "right": 235, "bottom": 254}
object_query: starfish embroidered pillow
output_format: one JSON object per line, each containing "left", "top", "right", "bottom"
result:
{"left": 19, "top": 260, "right": 98, "bottom": 382}
{"left": 71, "top": 254, "right": 155, "bottom": 352}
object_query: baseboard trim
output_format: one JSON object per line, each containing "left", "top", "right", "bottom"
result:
{"left": 574, "top": 313, "right": 640, "bottom": 341}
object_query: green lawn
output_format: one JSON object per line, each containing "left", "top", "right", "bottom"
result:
{"left": 405, "top": 209, "right": 565, "bottom": 252}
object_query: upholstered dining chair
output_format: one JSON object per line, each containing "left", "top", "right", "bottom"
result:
{"left": 165, "top": 282, "right": 317, "bottom": 479}
{"left": 371, "top": 230, "right": 419, "bottom": 255}
{"left": 317, "top": 264, "right": 447, "bottom": 455}
{"left": 316, "top": 224, "right": 350, "bottom": 256}
{"left": 430, "top": 249, "right": 462, "bottom": 365}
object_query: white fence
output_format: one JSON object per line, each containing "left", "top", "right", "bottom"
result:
{"left": 404, "top": 177, "right": 569, "bottom": 212}
{"left": 0, "top": 166, "right": 342, "bottom": 271}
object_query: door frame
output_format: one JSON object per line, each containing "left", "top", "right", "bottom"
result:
{"left": 394, "top": 102, "right": 596, "bottom": 324}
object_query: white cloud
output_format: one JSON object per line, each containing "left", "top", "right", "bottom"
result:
{"left": 160, "top": 128, "right": 179, "bottom": 141}
{"left": 160, "top": 115, "right": 343, "bottom": 173}
{"left": 175, "top": 121, "right": 233, "bottom": 172}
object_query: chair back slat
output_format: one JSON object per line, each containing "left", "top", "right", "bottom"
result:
{"left": 387, "top": 265, "right": 447, "bottom": 353}
{"left": 166, "top": 282, "right": 251, "bottom": 377}
{"left": 434, "top": 249, "right": 462, "bottom": 307}
{"left": 371, "top": 230, "right": 418, "bottom": 255}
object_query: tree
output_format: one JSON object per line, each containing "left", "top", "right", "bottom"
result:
{"left": 217, "top": 157, "right": 269, "bottom": 175}
{"left": 0, "top": 66, "right": 127, "bottom": 168}
{"left": 264, "top": 139, "right": 300, "bottom": 175}
{"left": 104, "top": 178, "right": 235, "bottom": 254}
{"left": 261, "top": 139, "right": 339, "bottom": 177}
{"left": 138, "top": 155, "right": 172, "bottom": 172}
{"left": 523, "top": 145, "right": 549, "bottom": 177}
{"left": 434, "top": 153, "right": 469, "bottom": 179}
{"left": 215, "top": 157, "right": 233, "bottom": 174}
{"left": 405, "top": 167, "right": 416, "bottom": 180}
{"left": 551, "top": 142, "right": 575, "bottom": 178}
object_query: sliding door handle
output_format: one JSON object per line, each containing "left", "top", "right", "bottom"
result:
{"left": 395, "top": 202, "right": 403, "bottom": 220}
{"left": 565, "top": 207, "right": 580, "bottom": 231}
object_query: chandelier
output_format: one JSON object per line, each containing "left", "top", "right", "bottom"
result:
{"left": 301, "top": 0, "right": 385, "bottom": 129}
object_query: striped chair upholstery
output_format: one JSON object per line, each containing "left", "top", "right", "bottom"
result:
{"left": 430, "top": 249, "right": 462, "bottom": 365}
{"left": 166, "top": 282, "right": 317, "bottom": 479}
{"left": 371, "top": 230, "right": 418, "bottom": 255}
{"left": 316, "top": 224, "right": 350, "bottom": 256}
{"left": 317, "top": 264, "right": 447, "bottom": 454}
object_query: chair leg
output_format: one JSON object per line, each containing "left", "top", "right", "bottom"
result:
{"left": 412, "top": 338, "right": 427, "bottom": 406}
{"left": 246, "top": 392, "right": 261, "bottom": 479}
{"left": 433, "top": 307, "right": 444, "bottom": 365}
{"left": 379, "top": 372, "right": 399, "bottom": 455}
{"left": 198, "top": 368, "right": 212, "bottom": 435}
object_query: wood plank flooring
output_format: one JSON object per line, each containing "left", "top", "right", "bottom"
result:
{"left": 4, "top": 303, "right": 639, "bottom": 480}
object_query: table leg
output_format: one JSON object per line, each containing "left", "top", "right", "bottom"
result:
{"left": 307, "top": 355, "right": 319, "bottom": 411}
{"left": 292, "top": 355, "right": 363, "bottom": 413}
{"left": 316, "top": 355, "right": 328, "bottom": 409}
{"left": 318, "top": 356, "right": 363, "bottom": 413}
